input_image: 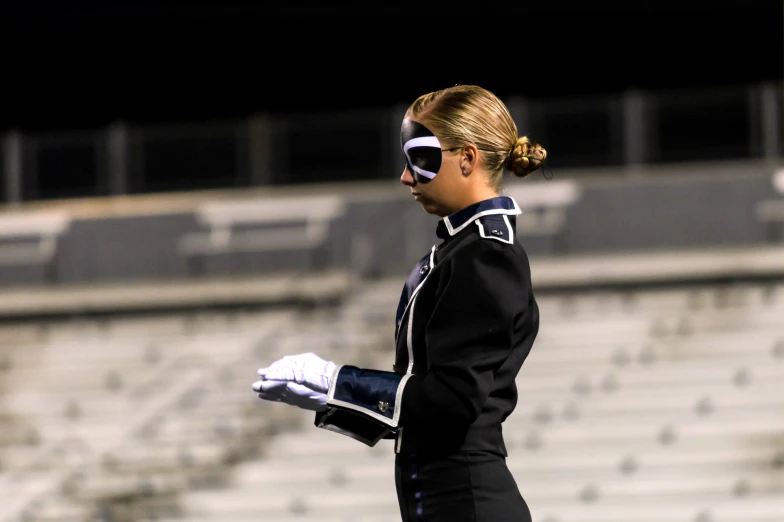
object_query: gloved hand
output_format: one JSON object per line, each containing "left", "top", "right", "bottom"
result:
{"left": 252, "top": 353, "right": 338, "bottom": 412}
{"left": 252, "top": 379, "right": 329, "bottom": 412}
{"left": 256, "top": 352, "right": 337, "bottom": 394}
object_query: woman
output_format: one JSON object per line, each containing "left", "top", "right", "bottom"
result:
{"left": 253, "top": 84, "right": 545, "bottom": 522}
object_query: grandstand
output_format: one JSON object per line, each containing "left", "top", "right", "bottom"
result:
{"left": 1, "top": 73, "right": 783, "bottom": 521}
{"left": 0, "top": 243, "right": 782, "bottom": 522}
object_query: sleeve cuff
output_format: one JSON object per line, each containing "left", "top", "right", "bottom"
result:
{"left": 314, "top": 408, "right": 392, "bottom": 447}
{"left": 314, "top": 365, "right": 412, "bottom": 446}
{"left": 326, "top": 365, "right": 412, "bottom": 428}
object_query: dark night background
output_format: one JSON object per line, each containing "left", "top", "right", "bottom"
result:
{"left": 0, "top": 1, "right": 781, "bottom": 199}
{"left": 1, "top": 1, "right": 781, "bottom": 131}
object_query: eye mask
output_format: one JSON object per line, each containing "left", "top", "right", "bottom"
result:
{"left": 400, "top": 118, "right": 443, "bottom": 184}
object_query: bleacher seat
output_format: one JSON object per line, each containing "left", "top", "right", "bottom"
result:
{"left": 1, "top": 278, "right": 783, "bottom": 522}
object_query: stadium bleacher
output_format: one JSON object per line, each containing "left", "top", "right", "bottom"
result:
{"left": 0, "top": 84, "right": 782, "bottom": 522}
{"left": 1, "top": 262, "right": 782, "bottom": 522}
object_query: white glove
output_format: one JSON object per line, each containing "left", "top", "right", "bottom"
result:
{"left": 256, "top": 352, "right": 337, "bottom": 394}
{"left": 252, "top": 353, "right": 338, "bottom": 412}
{"left": 252, "top": 379, "right": 328, "bottom": 412}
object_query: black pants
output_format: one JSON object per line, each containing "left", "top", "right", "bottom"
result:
{"left": 395, "top": 450, "right": 531, "bottom": 522}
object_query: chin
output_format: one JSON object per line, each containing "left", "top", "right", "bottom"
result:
{"left": 418, "top": 200, "right": 446, "bottom": 217}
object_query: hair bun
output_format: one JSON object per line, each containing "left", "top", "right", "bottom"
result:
{"left": 506, "top": 136, "right": 547, "bottom": 178}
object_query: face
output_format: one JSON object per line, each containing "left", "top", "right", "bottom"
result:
{"left": 399, "top": 118, "right": 464, "bottom": 217}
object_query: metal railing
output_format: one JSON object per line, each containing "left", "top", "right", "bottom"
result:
{"left": 1, "top": 82, "right": 782, "bottom": 204}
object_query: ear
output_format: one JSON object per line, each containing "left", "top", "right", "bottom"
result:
{"left": 461, "top": 143, "right": 479, "bottom": 175}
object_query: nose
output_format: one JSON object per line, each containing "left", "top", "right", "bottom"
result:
{"left": 400, "top": 166, "right": 415, "bottom": 187}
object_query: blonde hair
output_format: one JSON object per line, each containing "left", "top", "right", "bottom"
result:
{"left": 405, "top": 85, "right": 547, "bottom": 189}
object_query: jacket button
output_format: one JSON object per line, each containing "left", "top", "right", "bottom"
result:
{"left": 419, "top": 264, "right": 429, "bottom": 275}
{"left": 378, "top": 401, "right": 389, "bottom": 413}
{"left": 491, "top": 229, "right": 503, "bottom": 236}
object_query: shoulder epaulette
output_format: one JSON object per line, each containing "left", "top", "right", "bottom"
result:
{"left": 474, "top": 214, "right": 514, "bottom": 244}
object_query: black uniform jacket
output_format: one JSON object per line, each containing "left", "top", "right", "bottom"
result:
{"left": 314, "top": 196, "right": 540, "bottom": 456}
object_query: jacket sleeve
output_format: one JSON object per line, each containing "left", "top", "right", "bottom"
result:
{"left": 313, "top": 366, "right": 411, "bottom": 446}
{"left": 399, "top": 240, "right": 527, "bottom": 426}
{"left": 315, "top": 240, "right": 527, "bottom": 443}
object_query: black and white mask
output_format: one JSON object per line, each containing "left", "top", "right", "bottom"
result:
{"left": 400, "top": 118, "right": 443, "bottom": 184}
